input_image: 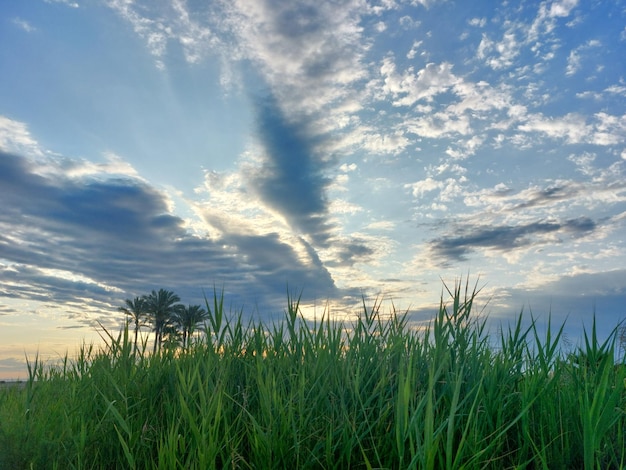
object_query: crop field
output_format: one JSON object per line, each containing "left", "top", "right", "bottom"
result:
{"left": 1, "top": 282, "right": 625, "bottom": 469}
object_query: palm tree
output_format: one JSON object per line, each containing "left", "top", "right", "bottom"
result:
{"left": 143, "top": 289, "right": 181, "bottom": 354}
{"left": 118, "top": 296, "right": 147, "bottom": 355}
{"left": 160, "top": 323, "right": 183, "bottom": 351}
{"left": 173, "top": 304, "right": 209, "bottom": 349}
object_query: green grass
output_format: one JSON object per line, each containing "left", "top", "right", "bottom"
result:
{"left": 1, "top": 281, "right": 625, "bottom": 469}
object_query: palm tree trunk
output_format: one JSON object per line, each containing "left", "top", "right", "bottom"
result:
{"left": 133, "top": 320, "right": 139, "bottom": 355}
{"left": 152, "top": 327, "right": 159, "bottom": 354}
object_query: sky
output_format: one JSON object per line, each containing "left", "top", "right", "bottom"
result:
{"left": 1, "top": 0, "right": 625, "bottom": 379}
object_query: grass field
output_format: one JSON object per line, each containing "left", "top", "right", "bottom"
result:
{"left": 1, "top": 282, "right": 625, "bottom": 469}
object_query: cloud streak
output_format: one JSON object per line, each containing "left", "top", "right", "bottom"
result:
{"left": 249, "top": 96, "right": 334, "bottom": 246}
{"left": 0, "top": 151, "right": 338, "bottom": 324}
{"left": 430, "top": 217, "right": 597, "bottom": 263}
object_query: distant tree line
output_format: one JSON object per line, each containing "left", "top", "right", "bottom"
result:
{"left": 119, "top": 288, "right": 208, "bottom": 354}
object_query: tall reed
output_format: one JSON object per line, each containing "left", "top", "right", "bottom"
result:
{"left": 0, "top": 281, "right": 624, "bottom": 469}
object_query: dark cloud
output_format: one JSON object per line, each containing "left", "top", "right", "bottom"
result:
{"left": 533, "top": 270, "right": 626, "bottom": 299}
{"left": 217, "top": 232, "right": 335, "bottom": 297}
{"left": 274, "top": 4, "right": 323, "bottom": 38}
{"left": 0, "top": 264, "right": 122, "bottom": 308}
{"left": 0, "top": 304, "right": 17, "bottom": 315}
{"left": 0, "top": 152, "right": 337, "bottom": 321}
{"left": 249, "top": 96, "right": 334, "bottom": 247}
{"left": 493, "top": 270, "right": 626, "bottom": 346}
{"left": 326, "top": 239, "right": 376, "bottom": 268}
{"left": 0, "top": 153, "right": 184, "bottom": 244}
{"left": 430, "top": 217, "right": 597, "bottom": 262}
{"left": 515, "top": 184, "right": 580, "bottom": 210}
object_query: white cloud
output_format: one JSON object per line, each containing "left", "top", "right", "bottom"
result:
{"left": 404, "top": 112, "right": 471, "bottom": 138}
{"left": 375, "top": 21, "right": 387, "bottom": 32}
{"left": 426, "top": 162, "right": 467, "bottom": 176}
{"left": 477, "top": 17, "right": 529, "bottom": 71}
{"left": 604, "top": 84, "right": 626, "bottom": 96}
{"left": 405, "top": 176, "right": 466, "bottom": 204}
{"left": 0, "top": 116, "right": 43, "bottom": 157}
{"left": 106, "top": 0, "right": 170, "bottom": 69}
{"left": 548, "top": 0, "right": 579, "bottom": 18}
{"left": 361, "top": 131, "right": 410, "bottom": 155}
{"left": 587, "top": 112, "right": 626, "bottom": 146}
{"left": 323, "top": 124, "right": 410, "bottom": 157}
{"left": 12, "top": 18, "right": 36, "bottom": 33}
{"left": 329, "top": 199, "right": 363, "bottom": 215}
{"left": 529, "top": 0, "right": 578, "bottom": 43}
{"left": 407, "top": 40, "right": 423, "bottom": 59}
{"left": 565, "top": 50, "right": 581, "bottom": 76}
{"left": 462, "top": 162, "right": 626, "bottom": 225}
{"left": 332, "top": 174, "right": 350, "bottom": 190}
{"left": 468, "top": 17, "right": 487, "bottom": 27}
{"left": 399, "top": 15, "right": 420, "bottom": 29}
{"left": 105, "top": 0, "right": 377, "bottom": 155}
{"left": 380, "top": 57, "right": 459, "bottom": 106}
{"left": 445, "top": 135, "right": 485, "bottom": 160}
{"left": 575, "top": 90, "right": 601, "bottom": 100}
{"left": 44, "top": 0, "right": 79, "bottom": 7}
{"left": 565, "top": 39, "right": 601, "bottom": 76}
{"left": 365, "top": 220, "right": 395, "bottom": 231}
{"left": 568, "top": 152, "right": 596, "bottom": 176}
{"left": 25, "top": 151, "right": 142, "bottom": 182}
{"left": 170, "top": 0, "right": 218, "bottom": 64}
{"left": 406, "top": 177, "right": 442, "bottom": 197}
{"left": 486, "top": 32, "right": 520, "bottom": 70}
{"left": 476, "top": 33, "right": 493, "bottom": 60}
{"left": 367, "top": 0, "right": 398, "bottom": 16}
{"left": 518, "top": 112, "right": 589, "bottom": 143}
{"left": 477, "top": 0, "right": 579, "bottom": 72}
{"left": 439, "top": 177, "right": 467, "bottom": 202}
{"left": 445, "top": 147, "right": 465, "bottom": 159}
{"left": 226, "top": 0, "right": 369, "bottom": 118}
{"left": 66, "top": 152, "right": 141, "bottom": 179}
{"left": 195, "top": 161, "right": 297, "bottom": 243}
{"left": 105, "top": 0, "right": 217, "bottom": 70}
{"left": 449, "top": 80, "right": 513, "bottom": 115}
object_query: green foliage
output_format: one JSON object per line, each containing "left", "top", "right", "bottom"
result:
{"left": 1, "top": 280, "right": 625, "bottom": 469}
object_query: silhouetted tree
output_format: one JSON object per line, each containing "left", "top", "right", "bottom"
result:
{"left": 143, "top": 289, "right": 181, "bottom": 354}
{"left": 119, "top": 296, "right": 147, "bottom": 355}
{"left": 174, "top": 304, "right": 209, "bottom": 349}
{"left": 161, "top": 323, "right": 182, "bottom": 351}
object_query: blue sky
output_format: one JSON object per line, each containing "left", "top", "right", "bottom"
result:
{"left": 1, "top": 0, "right": 625, "bottom": 379}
